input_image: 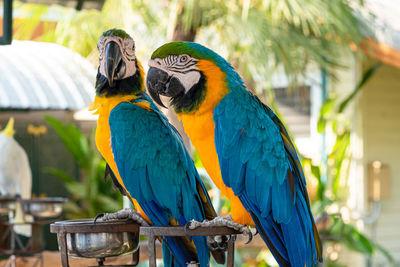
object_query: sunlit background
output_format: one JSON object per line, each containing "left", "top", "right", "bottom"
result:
{"left": 0, "top": 0, "right": 399, "bottom": 266}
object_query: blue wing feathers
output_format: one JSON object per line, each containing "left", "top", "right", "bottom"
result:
{"left": 109, "top": 98, "right": 212, "bottom": 267}
{"left": 214, "top": 88, "right": 320, "bottom": 266}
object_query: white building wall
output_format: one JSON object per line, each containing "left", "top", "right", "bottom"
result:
{"left": 360, "top": 62, "right": 400, "bottom": 266}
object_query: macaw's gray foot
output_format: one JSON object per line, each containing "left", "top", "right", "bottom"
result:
{"left": 185, "top": 215, "right": 252, "bottom": 251}
{"left": 94, "top": 208, "right": 150, "bottom": 226}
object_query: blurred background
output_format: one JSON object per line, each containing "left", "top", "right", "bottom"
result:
{"left": 0, "top": 0, "right": 399, "bottom": 266}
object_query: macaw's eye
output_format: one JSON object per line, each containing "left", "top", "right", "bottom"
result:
{"left": 180, "top": 55, "right": 188, "bottom": 63}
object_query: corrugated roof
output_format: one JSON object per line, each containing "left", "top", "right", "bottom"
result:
{"left": 0, "top": 41, "right": 96, "bottom": 110}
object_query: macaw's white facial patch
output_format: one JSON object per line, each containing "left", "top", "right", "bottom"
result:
{"left": 173, "top": 71, "right": 201, "bottom": 92}
{"left": 97, "top": 36, "right": 137, "bottom": 80}
{"left": 148, "top": 55, "right": 201, "bottom": 92}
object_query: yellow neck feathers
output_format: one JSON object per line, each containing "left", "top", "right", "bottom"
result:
{"left": 90, "top": 95, "right": 137, "bottom": 115}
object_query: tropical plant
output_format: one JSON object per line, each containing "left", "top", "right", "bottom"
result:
{"left": 12, "top": 0, "right": 167, "bottom": 65}
{"left": 14, "top": 0, "right": 373, "bottom": 91}
{"left": 11, "top": 0, "right": 371, "bottom": 150}
{"left": 301, "top": 63, "right": 395, "bottom": 266}
{"left": 44, "top": 115, "right": 123, "bottom": 219}
{"left": 172, "top": 0, "right": 370, "bottom": 85}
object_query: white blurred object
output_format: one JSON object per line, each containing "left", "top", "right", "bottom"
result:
{"left": 0, "top": 118, "right": 32, "bottom": 236}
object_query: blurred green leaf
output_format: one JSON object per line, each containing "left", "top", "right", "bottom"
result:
{"left": 342, "top": 223, "right": 374, "bottom": 254}
{"left": 97, "top": 195, "right": 124, "bottom": 211}
{"left": 64, "top": 182, "right": 86, "bottom": 199}
{"left": 44, "top": 115, "right": 89, "bottom": 168}
{"left": 62, "top": 201, "right": 82, "bottom": 215}
{"left": 45, "top": 116, "right": 123, "bottom": 219}
{"left": 373, "top": 242, "right": 395, "bottom": 264}
{"left": 317, "top": 97, "right": 336, "bottom": 133}
{"left": 44, "top": 167, "right": 75, "bottom": 184}
{"left": 326, "top": 261, "right": 347, "bottom": 267}
{"left": 338, "top": 64, "right": 381, "bottom": 113}
{"left": 329, "top": 132, "right": 351, "bottom": 197}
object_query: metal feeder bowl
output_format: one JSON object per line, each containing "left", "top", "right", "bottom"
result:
{"left": 51, "top": 219, "right": 140, "bottom": 267}
{"left": 21, "top": 197, "right": 67, "bottom": 219}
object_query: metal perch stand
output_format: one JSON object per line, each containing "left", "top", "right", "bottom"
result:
{"left": 0, "top": 197, "right": 67, "bottom": 267}
{"left": 51, "top": 220, "right": 241, "bottom": 267}
{"left": 140, "top": 226, "right": 240, "bottom": 267}
{"left": 51, "top": 220, "right": 140, "bottom": 267}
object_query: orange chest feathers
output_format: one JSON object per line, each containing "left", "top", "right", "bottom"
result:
{"left": 178, "top": 60, "right": 253, "bottom": 225}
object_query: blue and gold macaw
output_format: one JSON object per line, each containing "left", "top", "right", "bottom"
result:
{"left": 91, "top": 30, "right": 224, "bottom": 267}
{"left": 147, "top": 42, "right": 323, "bottom": 267}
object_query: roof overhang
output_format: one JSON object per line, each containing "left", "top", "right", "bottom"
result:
{"left": 361, "top": 38, "right": 400, "bottom": 68}
{"left": 0, "top": 41, "right": 96, "bottom": 110}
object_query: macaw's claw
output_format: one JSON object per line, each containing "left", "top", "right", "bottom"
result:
{"left": 244, "top": 230, "right": 253, "bottom": 244}
{"left": 94, "top": 213, "right": 105, "bottom": 223}
{"left": 93, "top": 208, "right": 150, "bottom": 226}
{"left": 184, "top": 215, "right": 252, "bottom": 250}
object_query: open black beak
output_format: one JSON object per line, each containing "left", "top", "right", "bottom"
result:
{"left": 105, "top": 41, "right": 122, "bottom": 87}
{"left": 147, "top": 67, "right": 186, "bottom": 108}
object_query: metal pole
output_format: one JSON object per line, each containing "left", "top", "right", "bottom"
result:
{"left": 59, "top": 233, "right": 69, "bottom": 267}
{"left": 148, "top": 233, "right": 157, "bottom": 267}
{"left": 227, "top": 235, "right": 235, "bottom": 267}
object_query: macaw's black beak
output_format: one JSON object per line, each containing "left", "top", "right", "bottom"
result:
{"left": 146, "top": 67, "right": 185, "bottom": 108}
{"left": 105, "top": 41, "right": 122, "bottom": 87}
{"left": 146, "top": 67, "right": 168, "bottom": 108}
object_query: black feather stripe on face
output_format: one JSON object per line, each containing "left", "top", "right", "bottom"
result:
{"left": 95, "top": 62, "right": 143, "bottom": 97}
{"left": 170, "top": 72, "right": 207, "bottom": 113}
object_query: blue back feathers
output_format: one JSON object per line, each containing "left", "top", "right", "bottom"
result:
{"left": 109, "top": 92, "right": 214, "bottom": 267}
{"left": 206, "top": 49, "right": 322, "bottom": 266}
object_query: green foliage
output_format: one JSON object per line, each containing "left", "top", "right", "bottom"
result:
{"left": 338, "top": 64, "right": 381, "bottom": 113}
{"left": 13, "top": 0, "right": 167, "bottom": 64}
{"left": 327, "top": 216, "right": 373, "bottom": 254}
{"left": 302, "top": 64, "right": 394, "bottom": 265}
{"left": 44, "top": 115, "right": 123, "bottom": 219}
{"left": 173, "top": 0, "right": 370, "bottom": 90}
{"left": 312, "top": 64, "right": 381, "bottom": 201}
{"left": 13, "top": 0, "right": 371, "bottom": 91}
{"left": 318, "top": 64, "right": 381, "bottom": 135}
